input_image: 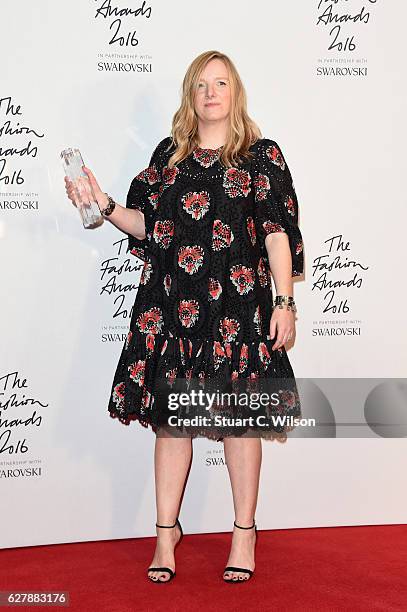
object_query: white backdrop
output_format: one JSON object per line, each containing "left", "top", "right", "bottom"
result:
{"left": 1, "top": 0, "right": 406, "bottom": 549}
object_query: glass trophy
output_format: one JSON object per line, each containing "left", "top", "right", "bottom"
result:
{"left": 61, "top": 148, "right": 104, "bottom": 229}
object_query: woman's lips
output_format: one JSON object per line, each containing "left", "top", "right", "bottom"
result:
{"left": 205, "top": 103, "right": 220, "bottom": 107}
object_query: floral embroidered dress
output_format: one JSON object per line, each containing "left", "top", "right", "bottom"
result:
{"left": 108, "top": 136, "right": 304, "bottom": 440}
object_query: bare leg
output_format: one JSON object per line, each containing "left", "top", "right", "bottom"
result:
{"left": 148, "top": 432, "right": 192, "bottom": 582}
{"left": 222, "top": 437, "right": 262, "bottom": 581}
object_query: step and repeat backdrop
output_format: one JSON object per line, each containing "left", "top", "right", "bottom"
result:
{"left": 1, "top": 1, "right": 406, "bottom": 548}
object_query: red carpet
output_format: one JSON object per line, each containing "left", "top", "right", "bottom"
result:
{"left": 2, "top": 525, "right": 406, "bottom": 611}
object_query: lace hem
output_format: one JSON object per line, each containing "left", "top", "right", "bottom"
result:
{"left": 107, "top": 330, "right": 302, "bottom": 441}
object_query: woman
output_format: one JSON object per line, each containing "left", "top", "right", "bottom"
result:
{"left": 65, "top": 50, "right": 304, "bottom": 584}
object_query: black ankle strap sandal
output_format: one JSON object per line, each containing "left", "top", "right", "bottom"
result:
{"left": 223, "top": 520, "right": 257, "bottom": 583}
{"left": 147, "top": 518, "right": 183, "bottom": 583}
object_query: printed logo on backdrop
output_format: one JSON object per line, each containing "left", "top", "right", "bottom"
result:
{"left": 0, "top": 371, "right": 47, "bottom": 480}
{"left": 311, "top": 233, "right": 369, "bottom": 337}
{"left": 99, "top": 236, "right": 144, "bottom": 343}
{"left": 0, "top": 96, "right": 44, "bottom": 211}
{"left": 316, "top": 0, "right": 379, "bottom": 77}
{"left": 205, "top": 448, "right": 226, "bottom": 467}
{"left": 93, "top": 1, "right": 153, "bottom": 74}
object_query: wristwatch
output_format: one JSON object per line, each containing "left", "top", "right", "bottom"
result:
{"left": 100, "top": 193, "right": 116, "bottom": 216}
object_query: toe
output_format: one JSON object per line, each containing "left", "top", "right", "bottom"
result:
{"left": 153, "top": 572, "right": 160, "bottom": 581}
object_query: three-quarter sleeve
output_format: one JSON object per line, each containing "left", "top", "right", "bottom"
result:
{"left": 253, "top": 138, "right": 304, "bottom": 277}
{"left": 126, "top": 137, "right": 170, "bottom": 262}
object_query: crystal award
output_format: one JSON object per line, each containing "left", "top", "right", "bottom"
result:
{"left": 61, "top": 148, "right": 104, "bottom": 229}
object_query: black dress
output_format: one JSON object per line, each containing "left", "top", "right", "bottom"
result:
{"left": 107, "top": 136, "right": 304, "bottom": 441}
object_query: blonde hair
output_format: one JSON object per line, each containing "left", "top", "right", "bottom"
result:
{"left": 166, "top": 50, "right": 262, "bottom": 168}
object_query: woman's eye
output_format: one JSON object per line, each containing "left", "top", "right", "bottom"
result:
{"left": 218, "top": 81, "right": 226, "bottom": 86}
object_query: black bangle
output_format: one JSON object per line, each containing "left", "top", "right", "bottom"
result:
{"left": 100, "top": 193, "right": 116, "bottom": 216}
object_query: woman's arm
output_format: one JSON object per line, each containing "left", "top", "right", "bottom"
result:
{"left": 265, "top": 232, "right": 293, "bottom": 296}
{"left": 253, "top": 138, "right": 304, "bottom": 350}
{"left": 100, "top": 199, "right": 146, "bottom": 241}
{"left": 265, "top": 232, "right": 296, "bottom": 351}
{"left": 80, "top": 167, "right": 146, "bottom": 240}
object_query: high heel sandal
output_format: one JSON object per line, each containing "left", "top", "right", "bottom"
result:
{"left": 223, "top": 519, "right": 257, "bottom": 583}
{"left": 147, "top": 518, "right": 183, "bottom": 583}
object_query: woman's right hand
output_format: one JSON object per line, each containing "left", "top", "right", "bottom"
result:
{"left": 64, "top": 167, "right": 108, "bottom": 212}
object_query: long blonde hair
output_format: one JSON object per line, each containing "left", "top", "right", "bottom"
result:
{"left": 166, "top": 50, "right": 262, "bottom": 168}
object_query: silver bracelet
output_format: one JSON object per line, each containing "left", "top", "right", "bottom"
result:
{"left": 274, "top": 295, "right": 297, "bottom": 312}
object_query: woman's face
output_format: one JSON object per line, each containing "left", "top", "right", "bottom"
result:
{"left": 194, "top": 58, "right": 231, "bottom": 125}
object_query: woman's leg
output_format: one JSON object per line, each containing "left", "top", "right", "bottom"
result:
{"left": 223, "top": 437, "right": 262, "bottom": 581}
{"left": 148, "top": 433, "right": 192, "bottom": 581}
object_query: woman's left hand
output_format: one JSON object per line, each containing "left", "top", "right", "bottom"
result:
{"left": 269, "top": 307, "right": 295, "bottom": 350}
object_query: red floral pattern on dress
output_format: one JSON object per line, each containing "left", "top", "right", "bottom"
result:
{"left": 247, "top": 372, "right": 260, "bottom": 393}
{"left": 178, "top": 299, "right": 199, "bottom": 328}
{"left": 125, "top": 330, "right": 133, "bottom": 350}
{"left": 160, "top": 339, "right": 168, "bottom": 355}
{"left": 219, "top": 317, "right": 240, "bottom": 342}
{"left": 145, "top": 333, "right": 156, "bottom": 356}
{"left": 140, "top": 260, "right": 153, "bottom": 285}
{"left": 246, "top": 217, "right": 256, "bottom": 245}
{"left": 181, "top": 190, "right": 211, "bottom": 219}
{"left": 192, "top": 146, "right": 223, "bottom": 168}
{"left": 230, "top": 264, "right": 255, "bottom": 295}
{"left": 254, "top": 173, "right": 270, "bottom": 201}
{"left": 263, "top": 221, "right": 285, "bottom": 235}
{"left": 213, "top": 341, "right": 226, "bottom": 370}
{"left": 135, "top": 164, "right": 160, "bottom": 185}
{"left": 258, "top": 342, "right": 272, "bottom": 369}
{"left": 257, "top": 257, "right": 268, "bottom": 288}
{"left": 162, "top": 165, "right": 179, "bottom": 186}
{"left": 253, "top": 305, "right": 262, "bottom": 335}
{"left": 208, "top": 278, "right": 222, "bottom": 301}
{"left": 136, "top": 307, "right": 164, "bottom": 335}
{"left": 153, "top": 220, "right": 174, "bottom": 249}
{"left": 164, "top": 273, "right": 171, "bottom": 296}
{"left": 178, "top": 245, "right": 205, "bottom": 274}
{"left": 128, "top": 360, "right": 146, "bottom": 386}
{"left": 186, "top": 368, "right": 193, "bottom": 385}
{"left": 225, "top": 342, "right": 233, "bottom": 359}
{"left": 130, "top": 246, "right": 147, "bottom": 261}
{"left": 239, "top": 344, "right": 249, "bottom": 373}
{"left": 166, "top": 368, "right": 178, "bottom": 386}
{"left": 141, "top": 387, "right": 152, "bottom": 410}
{"left": 212, "top": 220, "right": 234, "bottom": 251}
{"left": 148, "top": 192, "right": 160, "bottom": 210}
{"left": 278, "top": 389, "right": 297, "bottom": 412}
{"left": 112, "top": 382, "right": 125, "bottom": 411}
{"left": 265, "top": 145, "right": 286, "bottom": 170}
{"left": 284, "top": 194, "right": 296, "bottom": 216}
{"left": 296, "top": 240, "right": 303, "bottom": 254}
{"left": 179, "top": 338, "right": 185, "bottom": 364}
{"left": 223, "top": 168, "right": 251, "bottom": 198}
